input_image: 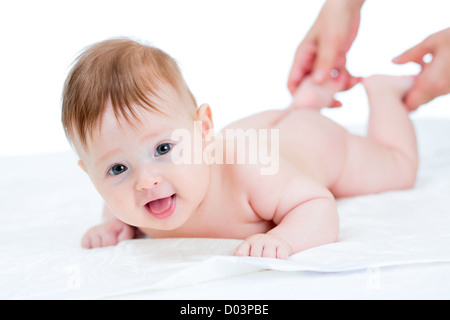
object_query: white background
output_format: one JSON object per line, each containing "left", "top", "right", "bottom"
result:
{"left": 0, "top": 0, "right": 449, "bottom": 156}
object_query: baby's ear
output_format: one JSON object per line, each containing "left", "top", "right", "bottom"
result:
{"left": 78, "top": 160, "right": 87, "bottom": 173}
{"left": 196, "top": 103, "right": 214, "bottom": 137}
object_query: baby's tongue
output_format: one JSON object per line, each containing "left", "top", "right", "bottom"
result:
{"left": 148, "top": 196, "right": 172, "bottom": 214}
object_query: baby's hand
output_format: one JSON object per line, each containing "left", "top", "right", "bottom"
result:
{"left": 81, "top": 219, "right": 135, "bottom": 249}
{"left": 234, "top": 234, "right": 293, "bottom": 260}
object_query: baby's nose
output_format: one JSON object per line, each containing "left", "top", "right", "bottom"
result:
{"left": 134, "top": 167, "right": 161, "bottom": 191}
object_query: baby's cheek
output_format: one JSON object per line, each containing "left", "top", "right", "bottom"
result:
{"left": 105, "top": 195, "right": 133, "bottom": 222}
{"left": 178, "top": 163, "right": 209, "bottom": 189}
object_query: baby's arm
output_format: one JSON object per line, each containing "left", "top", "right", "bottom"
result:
{"left": 81, "top": 204, "right": 136, "bottom": 249}
{"left": 235, "top": 165, "right": 339, "bottom": 259}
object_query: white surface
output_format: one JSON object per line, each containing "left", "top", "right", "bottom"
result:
{"left": 0, "top": 119, "right": 449, "bottom": 299}
{"left": 1, "top": 0, "right": 450, "bottom": 156}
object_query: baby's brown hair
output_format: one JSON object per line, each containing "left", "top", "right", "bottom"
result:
{"left": 62, "top": 38, "right": 196, "bottom": 149}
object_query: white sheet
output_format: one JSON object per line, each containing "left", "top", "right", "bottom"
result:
{"left": 1, "top": 118, "right": 449, "bottom": 299}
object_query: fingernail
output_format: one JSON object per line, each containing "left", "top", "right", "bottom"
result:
{"left": 330, "top": 69, "right": 339, "bottom": 78}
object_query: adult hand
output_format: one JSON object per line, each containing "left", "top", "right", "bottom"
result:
{"left": 393, "top": 27, "right": 450, "bottom": 110}
{"left": 287, "top": 0, "right": 365, "bottom": 96}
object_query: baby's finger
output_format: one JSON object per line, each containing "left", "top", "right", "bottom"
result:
{"left": 276, "top": 246, "right": 290, "bottom": 260}
{"left": 250, "top": 243, "right": 264, "bottom": 258}
{"left": 101, "top": 232, "right": 119, "bottom": 247}
{"left": 81, "top": 236, "right": 92, "bottom": 249}
{"left": 118, "top": 225, "right": 135, "bottom": 242}
{"left": 234, "top": 241, "right": 251, "bottom": 257}
{"left": 262, "top": 244, "right": 277, "bottom": 258}
{"left": 90, "top": 235, "right": 102, "bottom": 248}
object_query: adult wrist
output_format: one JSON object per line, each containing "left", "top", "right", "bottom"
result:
{"left": 328, "top": 0, "right": 365, "bottom": 11}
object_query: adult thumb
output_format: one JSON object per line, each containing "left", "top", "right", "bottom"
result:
{"left": 404, "top": 75, "right": 434, "bottom": 110}
{"left": 313, "top": 39, "right": 340, "bottom": 84}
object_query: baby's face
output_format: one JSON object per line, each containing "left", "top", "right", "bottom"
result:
{"left": 77, "top": 87, "right": 212, "bottom": 231}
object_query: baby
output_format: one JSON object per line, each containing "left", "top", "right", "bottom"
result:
{"left": 62, "top": 38, "right": 418, "bottom": 259}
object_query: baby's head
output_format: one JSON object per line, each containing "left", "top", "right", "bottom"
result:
{"left": 62, "top": 38, "right": 214, "bottom": 230}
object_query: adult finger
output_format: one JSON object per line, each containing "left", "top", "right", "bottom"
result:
{"left": 405, "top": 49, "right": 450, "bottom": 110}
{"left": 313, "top": 36, "right": 342, "bottom": 84}
{"left": 393, "top": 37, "right": 434, "bottom": 65}
{"left": 329, "top": 100, "right": 342, "bottom": 108}
{"left": 404, "top": 67, "right": 435, "bottom": 110}
{"left": 339, "top": 68, "right": 362, "bottom": 91}
{"left": 288, "top": 43, "right": 316, "bottom": 95}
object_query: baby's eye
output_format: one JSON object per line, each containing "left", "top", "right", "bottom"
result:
{"left": 108, "top": 164, "right": 128, "bottom": 176}
{"left": 155, "top": 143, "right": 172, "bottom": 156}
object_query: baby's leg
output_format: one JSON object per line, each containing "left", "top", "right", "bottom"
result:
{"left": 331, "top": 75, "right": 419, "bottom": 197}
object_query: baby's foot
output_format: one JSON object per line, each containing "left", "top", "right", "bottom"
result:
{"left": 291, "top": 75, "right": 347, "bottom": 110}
{"left": 363, "top": 75, "right": 415, "bottom": 101}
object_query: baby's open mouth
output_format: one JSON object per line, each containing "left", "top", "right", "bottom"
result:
{"left": 145, "top": 194, "right": 176, "bottom": 219}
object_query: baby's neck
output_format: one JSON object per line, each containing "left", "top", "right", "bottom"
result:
{"left": 194, "top": 162, "right": 227, "bottom": 215}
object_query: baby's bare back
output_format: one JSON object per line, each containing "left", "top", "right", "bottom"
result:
{"left": 222, "top": 108, "right": 348, "bottom": 190}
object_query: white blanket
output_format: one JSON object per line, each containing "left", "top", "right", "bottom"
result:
{"left": 1, "top": 119, "right": 449, "bottom": 299}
